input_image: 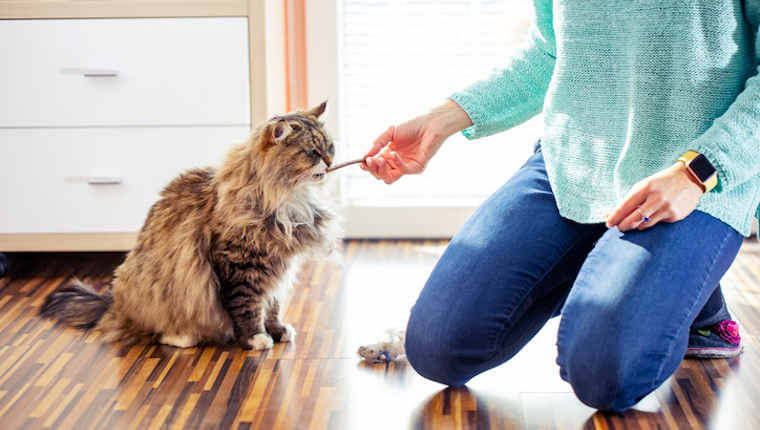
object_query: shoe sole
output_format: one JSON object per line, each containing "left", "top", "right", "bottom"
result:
{"left": 685, "top": 345, "right": 744, "bottom": 359}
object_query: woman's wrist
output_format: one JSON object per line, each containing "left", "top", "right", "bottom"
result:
{"left": 425, "top": 99, "right": 474, "bottom": 140}
{"left": 673, "top": 161, "right": 707, "bottom": 194}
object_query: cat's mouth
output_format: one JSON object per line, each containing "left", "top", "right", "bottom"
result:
{"left": 311, "top": 173, "right": 327, "bottom": 181}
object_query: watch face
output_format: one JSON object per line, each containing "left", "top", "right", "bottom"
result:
{"left": 690, "top": 154, "right": 716, "bottom": 182}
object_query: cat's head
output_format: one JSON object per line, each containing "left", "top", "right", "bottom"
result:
{"left": 258, "top": 101, "right": 335, "bottom": 188}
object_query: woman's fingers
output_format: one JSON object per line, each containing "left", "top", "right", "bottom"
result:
{"left": 606, "top": 163, "right": 703, "bottom": 232}
{"left": 361, "top": 126, "right": 404, "bottom": 183}
{"left": 366, "top": 125, "right": 395, "bottom": 159}
{"left": 605, "top": 184, "right": 646, "bottom": 230}
{"left": 361, "top": 151, "right": 406, "bottom": 184}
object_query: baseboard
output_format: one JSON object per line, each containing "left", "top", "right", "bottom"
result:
{"left": 0, "top": 233, "right": 137, "bottom": 252}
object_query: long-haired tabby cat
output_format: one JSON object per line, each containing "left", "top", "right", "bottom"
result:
{"left": 40, "top": 102, "right": 341, "bottom": 350}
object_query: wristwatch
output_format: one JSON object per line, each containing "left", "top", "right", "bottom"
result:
{"left": 678, "top": 150, "right": 717, "bottom": 193}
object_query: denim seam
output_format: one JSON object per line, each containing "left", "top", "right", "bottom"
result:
{"left": 490, "top": 222, "right": 605, "bottom": 359}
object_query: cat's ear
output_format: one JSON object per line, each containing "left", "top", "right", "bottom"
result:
{"left": 272, "top": 120, "right": 292, "bottom": 143}
{"left": 307, "top": 101, "right": 328, "bottom": 119}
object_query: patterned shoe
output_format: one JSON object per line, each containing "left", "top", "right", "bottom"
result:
{"left": 685, "top": 320, "right": 743, "bottom": 359}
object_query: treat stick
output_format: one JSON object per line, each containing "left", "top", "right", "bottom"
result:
{"left": 325, "top": 158, "right": 366, "bottom": 173}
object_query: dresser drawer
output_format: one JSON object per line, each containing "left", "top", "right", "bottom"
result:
{"left": 0, "top": 126, "right": 250, "bottom": 233}
{"left": 0, "top": 17, "right": 250, "bottom": 128}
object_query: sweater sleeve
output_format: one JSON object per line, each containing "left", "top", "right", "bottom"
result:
{"left": 449, "top": 0, "right": 556, "bottom": 140}
{"left": 691, "top": 2, "right": 760, "bottom": 196}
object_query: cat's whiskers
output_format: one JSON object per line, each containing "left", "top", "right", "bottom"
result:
{"left": 282, "top": 168, "right": 327, "bottom": 187}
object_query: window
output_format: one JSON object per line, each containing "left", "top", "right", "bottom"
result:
{"left": 307, "top": 1, "right": 542, "bottom": 237}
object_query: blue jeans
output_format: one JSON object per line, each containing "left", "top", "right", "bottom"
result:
{"left": 405, "top": 146, "right": 743, "bottom": 412}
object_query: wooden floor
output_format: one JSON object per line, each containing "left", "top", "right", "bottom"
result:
{"left": 1, "top": 239, "right": 759, "bottom": 430}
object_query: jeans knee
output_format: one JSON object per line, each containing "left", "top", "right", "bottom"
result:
{"left": 564, "top": 364, "right": 631, "bottom": 412}
{"left": 405, "top": 310, "right": 474, "bottom": 387}
{"left": 559, "top": 344, "right": 646, "bottom": 412}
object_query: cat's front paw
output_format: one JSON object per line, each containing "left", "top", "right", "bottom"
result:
{"left": 241, "top": 333, "right": 274, "bottom": 351}
{"left": 279, "top": 324, "right": 296, "bottom": 342}
{"left": 266, "top": 322, "right": 297, "bottom": 342}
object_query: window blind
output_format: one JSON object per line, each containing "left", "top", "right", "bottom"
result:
{"left": 339, "top": 0, "right": 543, "bottom": 207}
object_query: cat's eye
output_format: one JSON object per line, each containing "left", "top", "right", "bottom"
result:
{"left": 306, "top": 149, "right": 320, "bottom": 158}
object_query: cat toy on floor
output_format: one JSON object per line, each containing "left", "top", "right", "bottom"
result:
{"left": 357, "top": 329, "right": 407, "bottom": 364}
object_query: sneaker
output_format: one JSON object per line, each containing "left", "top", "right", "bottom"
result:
{"left": 685, "top": 320, "right": 743, "bottom": 359}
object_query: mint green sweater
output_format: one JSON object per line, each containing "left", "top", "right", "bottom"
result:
{"left": 451, "top": 0, "right": 760, "bottom": 236}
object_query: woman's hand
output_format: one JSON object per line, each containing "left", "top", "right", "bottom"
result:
{"left": 361, "top": 99, "right": 473, "bottom": 184}
{"left": 605, "top": 162, "right": 706, "bottom": 232}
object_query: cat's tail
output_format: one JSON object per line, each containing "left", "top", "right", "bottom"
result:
{"left": 40, "top": 279, "right": 113, "bottom": 330}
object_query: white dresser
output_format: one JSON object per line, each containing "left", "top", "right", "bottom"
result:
{"left": 0, "top": 2, "right": 284, "bottom": 251}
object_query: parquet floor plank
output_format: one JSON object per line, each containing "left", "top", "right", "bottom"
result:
{"left": 1, "top": 240, "right": 759, "bottom": 429}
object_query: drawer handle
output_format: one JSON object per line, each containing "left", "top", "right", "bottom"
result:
{"left": 88, "top": 177, "right": 123, "bottom": 185}
{"left": 82, "top": 69, "right": 119, "bottom": 77}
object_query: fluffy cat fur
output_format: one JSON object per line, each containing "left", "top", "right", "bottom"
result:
{"left": 40, "top": 102, "right": 342, "bottom": 350}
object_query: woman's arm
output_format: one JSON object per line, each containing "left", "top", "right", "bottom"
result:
{"left": 608, "top": 2, "right": 760, "bottom": 232}
{"left": 362, "top": 0, "right": 557, "bottom": 184}
{"left": 451, "top": 0, "right": 556, "bottom": 140}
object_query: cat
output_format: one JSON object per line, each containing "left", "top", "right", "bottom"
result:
{"left": 40, "top": 102, "right": 342, "bottom": 350}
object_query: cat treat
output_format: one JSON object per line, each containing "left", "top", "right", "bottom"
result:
{"left": 325, "top": 158, "right": 366, "bottom": 173}
{"left": 40, "top": 102, "right": 342, "bottom": 351}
